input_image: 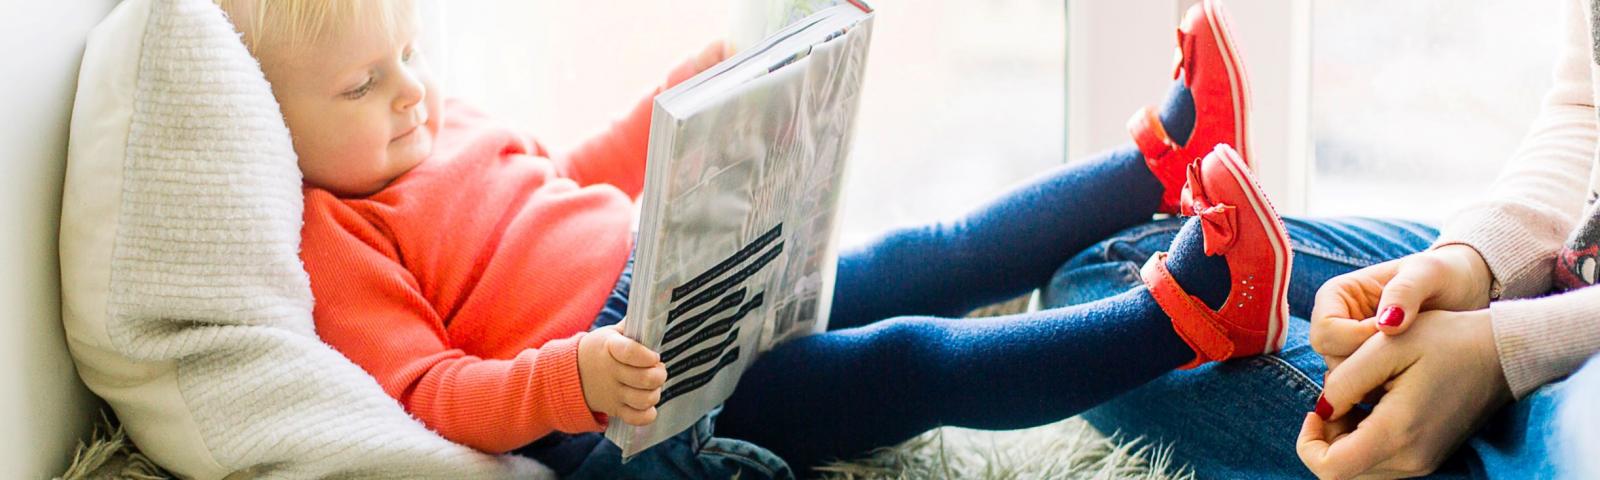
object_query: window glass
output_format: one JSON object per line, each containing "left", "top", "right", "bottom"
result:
{"left": 1309, "top": 1, "right": 1562, "bottom": 222}
{"left": 441, "top": 1, "right": 1066, "bottom": 245}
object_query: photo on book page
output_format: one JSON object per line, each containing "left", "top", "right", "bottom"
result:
{"left": 605, "top": 1, "right": 875, "bottom": 459}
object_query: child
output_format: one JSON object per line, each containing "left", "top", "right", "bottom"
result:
{"left": 217, "top": 0, "right": 1290, "bottom": 477}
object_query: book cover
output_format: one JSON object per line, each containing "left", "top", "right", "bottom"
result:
{"left": 605, "top": 2, "right": 875, "bottom": 459}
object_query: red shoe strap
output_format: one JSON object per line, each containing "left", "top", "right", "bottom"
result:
{"left": 1128, "top": 106, "right": 1176, "bottom": 162}
{"left": 1140, "top": 252, "right": 1234, "bottom": 370}
{"left": 1127, "top": 107, "right": 1183, "bottom": 212}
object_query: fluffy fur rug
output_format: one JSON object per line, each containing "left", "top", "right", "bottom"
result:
{"left": 60, "top": 412, "right": 1185, "bottom": 480}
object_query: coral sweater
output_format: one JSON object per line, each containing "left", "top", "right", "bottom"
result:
{"left": 300, "top": 54, "right": 704, "bottom": 452}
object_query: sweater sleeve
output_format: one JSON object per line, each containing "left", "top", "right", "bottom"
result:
{"left": 551, "top": 43, "right": 727, "bottom": 198}
{"left": 301, "top": 196, "right": 604, "bottom": 454}
{"left": 1490, "top": 285, "right": 1600, "bottom": 398}
{"left": 1431, "top": 0, "right": 1597, "bottom": 299}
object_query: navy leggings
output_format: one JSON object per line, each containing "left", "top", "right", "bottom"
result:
{"left": 714, "top": 145, "right": 1224, "bottom": 471}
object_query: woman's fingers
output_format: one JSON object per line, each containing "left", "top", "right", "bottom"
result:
{"left": 1309, "top": 265, "right": 1391, "bottom": 358}
{"left": 1374, "top": 254, "right": 1454, "bottom": 336}
{"left": 1310, "top": 315, "right": 1378, "bottom": 360}
{"left": 1320, "top": 334, "right": 1413, "bottom": 422}
{"left": 1297, "top": 409, "right": 1400, "bottom": 480}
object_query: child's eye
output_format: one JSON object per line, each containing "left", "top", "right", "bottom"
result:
{"left": 342, "top": 78, "right": 374, "bottom": 100}
{"left": 401, "top": 47, "right": 415, "bottom": 63}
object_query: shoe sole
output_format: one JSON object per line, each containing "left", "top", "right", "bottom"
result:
{"left": 1215, "top": 146, "right": 1290, "bottom": 353}
{"left": 1204, "top": 0, "right": 1251, "bottom": 166}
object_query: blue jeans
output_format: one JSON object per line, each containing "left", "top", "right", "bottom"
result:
{"left": 1045, "top": 216, "right": 1577, "bottom": 479}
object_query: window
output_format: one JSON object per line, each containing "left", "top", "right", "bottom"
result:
{"left": 1067, "top": 0, "right": 1563, "bottom": 223}
{"left": 1309, "top": 0, "right": 1560, "bottom": 222}
{"left": 440, "top": 1, "right": 1549, "bottom": 237}
{"left": 439, "top": 1, "right": 1065, "bottom": 245}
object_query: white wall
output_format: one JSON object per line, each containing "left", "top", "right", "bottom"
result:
{"left": 0, "top": 1, "right": 116, "bottom": 478}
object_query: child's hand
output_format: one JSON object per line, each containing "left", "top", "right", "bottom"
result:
{"left": 577, "top": 324, "right": 667, "bottom": 426}
{"left": 666, "top": 40, "right": 733, "bottom": 88}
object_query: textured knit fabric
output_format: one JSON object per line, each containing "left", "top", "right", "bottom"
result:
{"left": 1431, "top": 0, "right": 1600, "bottom": 398}
{"left": 299, "top": 105, "right": 624, "bottom": 453}
{"left": 300, "top": 52, "right": 710, "bottom": 452}
{"left": 301, "top": 101, "right": 633, "bottom": 454}
{"left": 92, "top": 0, "right": 549, "bottom": 477}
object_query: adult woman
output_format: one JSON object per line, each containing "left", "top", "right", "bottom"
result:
{"left": 1057, "top": 0, "right": 1600, "bottom": 477}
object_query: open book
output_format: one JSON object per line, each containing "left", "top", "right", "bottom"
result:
{"left": 604, "top": 1, "right": 875, "bottom": 459}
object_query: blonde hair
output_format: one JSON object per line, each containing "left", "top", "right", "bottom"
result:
{"left": 214, "top": 0, "right": 416, "bottom": 56}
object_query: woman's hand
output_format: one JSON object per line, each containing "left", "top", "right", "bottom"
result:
{"left": 1309, "top": 245, "right": 1494, "bottom": 371}
{"left": 1297, "top": 309, "right": 1511, "bottom": 479}
{"left": 578, "top": 324, "right": 668, "bottom": 426}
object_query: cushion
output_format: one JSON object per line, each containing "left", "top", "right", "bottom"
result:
{"left": 58, "top": 0, "right": 548, "bottom": 477}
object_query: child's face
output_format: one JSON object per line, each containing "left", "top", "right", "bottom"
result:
{"left": 254, "top": 15, "right": 442, "bottom": 197}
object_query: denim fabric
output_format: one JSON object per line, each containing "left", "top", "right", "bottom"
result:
{"left": 564, "top": 406, "right": 793, "bottom": 480}
{"left": 1555, "top": 355, "right": 1600, "bottom": 479}
{"left": 515, "top": 253, "right": 793, "bottom": 480}
{"left": 1045, "top": 216, "right": 1573, "bottom": 479}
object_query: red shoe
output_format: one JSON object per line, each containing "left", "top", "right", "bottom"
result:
{"left": 1128, "top": 0, "right": 1252, "bottom": 214}
{"left": 1140, "top": 144, "right": 1288, "bottom": 369}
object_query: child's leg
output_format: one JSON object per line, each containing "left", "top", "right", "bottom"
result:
{"left": 828, "top": 144, "right": 1163, "bottom": 327}
{"left": 830, "top": 81, "right": 1203, "bottom": 328}
{"left": 830, "top": 0, "right": 1252, "bottom": 328}
{"left": 720, "top": 144, "right": 1287, "bottom": 472}
{"left": 719, "top": 219, "right": 1226, "bottom": 471}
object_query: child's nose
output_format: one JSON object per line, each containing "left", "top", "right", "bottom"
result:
{"left": 393, "top": 73, "right": 426, "bottom": 113}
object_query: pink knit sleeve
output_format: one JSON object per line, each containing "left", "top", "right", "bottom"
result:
{"left": 1489, "top": 286, "right": 1600, "bottom": 398}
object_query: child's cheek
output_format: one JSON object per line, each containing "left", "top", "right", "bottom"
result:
{"left": 424, "top": 80, "right": 444, "bottom": 132}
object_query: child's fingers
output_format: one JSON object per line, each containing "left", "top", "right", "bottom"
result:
{"left": 615, "top": 405, "right": 659, "bottom": 427}
{"left": 605, "top": 334, "right": 660, "bottom": 368}
{"left": 697, "top": 39, "right": 730, "bottom": 66}
{"left": 618, "top": 386, "right": 662, "bottom": 411}
{"left": 617, "top": 363, "right": 668, "bottom": 390}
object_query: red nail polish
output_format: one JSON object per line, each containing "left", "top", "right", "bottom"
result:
{"left": 1315, "top": 395, "right": 1332, "bottom": 420}
{"left": 1378, "top": 306, "right": 1404, "bottom": 327}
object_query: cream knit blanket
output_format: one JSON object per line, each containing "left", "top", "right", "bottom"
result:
{"left": 70, "top": 0, "right": 550, "bottom": 477}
